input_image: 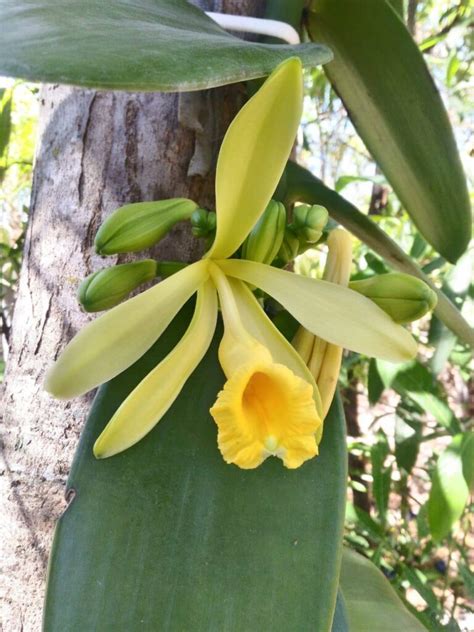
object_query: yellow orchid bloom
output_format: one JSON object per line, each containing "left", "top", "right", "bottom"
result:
{"left": 45, "top": 58, "right": 417, "bottom": 468}
{"left": 208, "top": 262, "right": 321, "bottom": 469}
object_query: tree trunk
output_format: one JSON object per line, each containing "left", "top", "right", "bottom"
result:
{"left": 0, "top": 2, "right": 264, "bottom": 628}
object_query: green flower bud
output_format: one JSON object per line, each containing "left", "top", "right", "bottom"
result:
{"left": 78, "top": 260, "right": 157, "bottom": 312}
{"left": 95, "top": 199, "right": 197, "bottom": 255}
{"left": 278, "top": 227, "right": 300, "bottom": 264}
{"left": 241, "top": 200, "right": 286, "bottom": 264}
{"left": 190, "top": 208, "right": 216, "bottom": 238}
{"left": 349, "top": 272, "right": 438, "bottom": 324}
{"left": 292, "top": 204, "right": 328, "bottom": 245}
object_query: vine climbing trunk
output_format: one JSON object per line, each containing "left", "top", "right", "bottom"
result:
{"left": 0, "top": 2, "right": 265, "bottom": 628}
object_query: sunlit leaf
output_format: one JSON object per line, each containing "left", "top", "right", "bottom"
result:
{"left": 307, "top": 0, "right": 471, "bottom": 262}
{"left": 0, "top": 0, "right": 332, "bottom": 91}
{"left": 428, "top": 433, "right": 473, "bottom": 541}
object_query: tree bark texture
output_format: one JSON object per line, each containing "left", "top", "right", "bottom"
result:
{"left": 0, "top": 2, "right": 265, "bottom": 629}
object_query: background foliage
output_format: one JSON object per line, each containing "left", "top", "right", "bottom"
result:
{"left": 0, "top": 0, "right": 472, "bottom": 629}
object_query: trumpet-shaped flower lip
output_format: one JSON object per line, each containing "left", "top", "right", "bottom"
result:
{"left": 216, "top": 259, "right": 417, "bottom": 362}
{"left": 94, "top": 280, "right": 217, "bottom": 458}
{"left": 44, "top": 259, "right": 209, "bottom": 399}
{"left": 227, "top": 277, "right": 323, "bottom": 418}
{"left": 210, "top": 360, "right": 320, "bottom": 470}
{"left": 207, "top": 57, "right": 303, "bottom": 260}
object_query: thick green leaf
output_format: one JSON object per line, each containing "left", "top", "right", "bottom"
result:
{"left": 44, "top": 304, "right": 347, "bottom": 631}
{"left": 308, "top": 0, "right": 470, "bottom": 262}
{"left": 0, "top": 0, "right": 331, "bottom": 91}
{"left": 428, "top": 433, "right": 473, "bottom": 541}
{"left": 340, "top": 549, "right": 427, "bottom": 631}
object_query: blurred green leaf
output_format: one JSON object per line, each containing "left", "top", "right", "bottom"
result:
{"left": 346, "top": 502, "right": 384, "bottom": 540}
{"left": 460, "top": 432, "right": 474, "bottom": 489}
{"left": 446, "top": 54, "right": 461, "bottom": 87}
{"left": 402, "top": 567, "right": 440, "bottom": 614}
{"left": 409, "top": 233, "right": 428, "bottom": 260}
{"left": 368, "top": 358, "right": 385, "bottom": 405}
{"left": 428, "top": 433, "right": 473, "bottom": 541}
{"left": 307, "top": 0, "right": 471, "bottom": 262}
{"left": 377, "top": 360, "right": 460, "bottom": 434}
{"left": 459, "top": 564, "right": 474, "bottom": 600}
{"left": 340, "top": 549, "right": 427, "bottom": 631}
{"left": 44, "top": 305, "right": 348, "bottom": 630}
{"left": 395, "top": 415, "right": 421, "bottom": 474}
{"left": 430, "top": 249, "right": 473, "bottom": 375}
{"left": 371, "top": 431, "right": 391, "bottom": 523}
{"left": 0, "top": 88, "right": 12, "bottom": 159}
{"left": 0, "top": 0, "right": 332, "bottom": 91}
{"left": 335, "top": 174, "right": 385, "bottom": 193}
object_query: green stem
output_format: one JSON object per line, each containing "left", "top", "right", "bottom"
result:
{"left": 155, "top": 261, "right": 188, "bottom": 278}
{"left": 284, "top": 162, "right": 474, "bottom": 348}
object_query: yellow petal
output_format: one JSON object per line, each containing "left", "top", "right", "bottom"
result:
{"left": 227, "top": 277, "right": 323, "bottom": 419}
{"left": 308, "top": 229, "right": 352, "bottom": 419}
{"left": 292, "top": 326, "right": 315, "bottom": 365}
{"left": 316, "top": 343, "right": 344, "bottom": 420}
{"left": 44, "top": 260, "right": 208, "bottom": 399}
{"left": 94, "top": 280, "right": 217, "bottom": 458}
{"left": 210, "top": 361, "right": 320, "bottom": 470}
{"left": 207, "top": 58, "right": 303, "bottom": 260}
{"left": 218, "top": 259, "right": 417, "bottom": 362}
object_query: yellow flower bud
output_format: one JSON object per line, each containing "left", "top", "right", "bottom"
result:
{"left": 78, "top": 260, "right": 157, "bottom": 312}
{"left": 241, "top": 200, "right": 286, "bottom": 264}
{"left": 349, "top": 272, "right": 437, "bottom": 324}
{"left": 95, "top": 198, "right": 197, "bottom": 255}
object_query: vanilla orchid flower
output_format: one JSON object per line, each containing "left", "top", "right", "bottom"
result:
{"left": 45, "top": 58, "right": 416, "bottom": 467}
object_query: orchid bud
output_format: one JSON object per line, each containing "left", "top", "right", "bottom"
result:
{"left": 78, "top": 260, "right": 157, "bottom": 312}
{"left": 190, "top": 208, "right": 216, "bottom": 238}
{"left": 292, "top": 204, "right": 328, "bottom": 245}
{"left": 349, "top": 272, "right": 437, "bottom": 323}
{"left": 241, "top": 200, "right": 286, "bottom": 265}
{"left": 95, "top": 199, "right": 197, "bottom": 255}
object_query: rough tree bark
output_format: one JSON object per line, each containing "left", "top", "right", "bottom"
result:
{"left": 0, "top": 2, "right": 264, "bottom": 629}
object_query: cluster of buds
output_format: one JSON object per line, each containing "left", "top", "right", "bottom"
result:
{"left": 78, "top": 198, "right": 197, "bottom": 312}
{"left": 190, "top": 208, "right": 216, "bottom": 239}
{"left": 77, "top": 194, "right": 437, "bottom": 339}
{"left": 278, "top": 204, "right": 329, "bottom": 263}
{"left": 240, "top": 200, "right": 329, "bottom": 266}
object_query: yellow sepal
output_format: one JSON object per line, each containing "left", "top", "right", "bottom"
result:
{"left": 44, "top": 259, "right": 208, "bottom": 399}
{"left": 218, "top": 258, "right": 417, "bottom": 362}
{"left": 94, "top": 279, "right": 217, "bottom": 458}
{"left": 207, "top": 58, "right": 303, "bottom": 260}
